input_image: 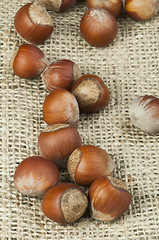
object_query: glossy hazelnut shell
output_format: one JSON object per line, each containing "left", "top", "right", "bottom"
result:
{"left": 14, "top": 3, "right": 53, "bottom": 45}
{"left": 89, "top": 176, "right": 132, "bottom": 221}
{"left": 125, "top": 0, "right": 159, "bottom": 21}
{"left": 87, "top": 0, "right": 123, "bottom": 18}
{"left": 38, "top": 124, "right": 82, "bottom": 168}
{"left": 80, "top": 8, "right": 118, "bottom": 47}
{"left": 67, "top": 145, "right": 115, "bottom": 186}
{"left": 14, "top": 156, "right": 59, "bottom": 196}
{"left": 43, "top": 89, "right": 79, "bottom": 126}
{"left": 71, "top": 74, "right": 110, "bottom": 112}
{"left": 42, "top": 59, "right": 80, "bottom": 91}
{"left": 12, "top": 44, "right": 48, "bottom": 79}
{"left": 41, "top": 183, "right": 88, "bottom": 224}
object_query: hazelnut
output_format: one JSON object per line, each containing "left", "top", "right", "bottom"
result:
{"left": 129, "top": 95, "right": 159, "bottom": 134}
{"left": 43, "top": 88, "right": 79, "bottom": 126}
{"left": 38, "top": 124, "right": 82, "bottom": 168}
{"left": 42, "top": 59, "right": 81, "bottom": 91}
{"left": 89, "top": 176, "right": 132, "bottom": 221}
{"left": 71, "top": 74, "right": 110, "bottom": 112}
{"left": 14, "top": 156, "right": 59, "bottom": 196}
{"left": 11, "top": 44, "right": 48, "bottom": 79}
{"left": 67, "top": 145, "right": 115, "bottom": 186}
{"left": 125, "top": 0, "right": 159, "bottom": 21}
{"left": 80, "top": 8, "right": 118, "bottom": 47}
{"left": 41, "top": 183, "right": 88, "bottom": 224}
{"left": 14, "top": 1, "right": 53, "bottom": 45}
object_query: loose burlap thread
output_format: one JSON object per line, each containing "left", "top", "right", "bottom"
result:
{"left": 0, "top": 0, "right": 159, "bottom": 239}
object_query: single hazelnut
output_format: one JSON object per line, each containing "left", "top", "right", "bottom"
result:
{"left": 14, "top": 156, "right": 59, "bottom": 196}
{"left": 11, "top": 44, "right": 48, "bottom": 79}
{"left": 89, "top": 176, "right": 132, "bottom": 221}
{"left": 67, "top": 145, "right": 115, "bottom": 186}
{"left": 41, "top": 182, "right": 88, "bottom": 224}
{"left": 42, "top": 59, "right": 81, "bottom": 91}
{"left": 43, "top": 88, "right": 79, "bottom": 126}
{"left": 125, "top": 0, "right": 159, "bottom": 21}
{"left": 129, "top": 95, "right": 159, "bottom": 134}
{"left": 38, "top": 124, "right": 82, "bottom": 168}
{"left": 80, "top": 8, "right": 118, "bottom": 47}
{"left": 71, "top": 74, "right": 110, "bottom": 112}
{"left": 14, "top": 1, "right": 53, "bottom": 45}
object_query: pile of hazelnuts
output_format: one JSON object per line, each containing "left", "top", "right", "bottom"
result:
{"left": 13, "top": 51, "right": 132, "bottom": 224}
{"left": 13, "top": 0, "right": 158, "bottom": 47}
{"left": 12, "top": 0, "right": 159, "bottom": 226}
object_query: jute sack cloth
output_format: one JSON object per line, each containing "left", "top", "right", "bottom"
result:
{"left": 0, "top": 0, "right": 158, "bottom": 239}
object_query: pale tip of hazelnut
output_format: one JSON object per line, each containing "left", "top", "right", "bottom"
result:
{"left": 14, "top": 172, "right": 47, "bottom": 196}
{"left": 10, "top": 48, "right": 19, "bottom": 69}
{"left": 105, "top": 156, "right": 115, "bottom": 176}
{"left": 73, "top": 63, "right": 81, "bottom": 82}
{"left": 91, "top": 203, "right": 115, "bottom": 222}
{"left": 41, "top": 55, "right": 50, "bottom": 70}
{"left": 65, "top": 93, "right": 79, "bottom": 126}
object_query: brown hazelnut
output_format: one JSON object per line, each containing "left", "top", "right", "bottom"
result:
{"left": 89, "top": 176, "right": 132, "bottom": 221}
{"left": 43, "top": 88, "right": 79, "bottom": 126}
{"left": 80, "top": 8, "right": 118, "bottom": 47}
{"left": 38, "top": 124, "right": 82, "bottom": 168}
{"left": 14, "top": 156, "right": 59, "bottom": 196}
{"left": 41, "top": 183, "right": 88, "bottom": 224}
{"left": 42, "top": 59, "right": 81, "bottom": 91}
{"left": 71, "top": 74, "right": 110, "bottom": 112}
{"left": 11, "top": 44, "right": 48, "bottom": 79}
{"left": 67, "top": 145, "right": 115, "bottom": 186}
{"left": 14, "top": 1, "right": 53, "bottom": 44}
{"left": 125, "top": 0, "right": 159, "bottom": 21}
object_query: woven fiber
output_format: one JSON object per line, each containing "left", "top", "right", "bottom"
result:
{"left": 0, "top": 0, "right": 159, "bottom": 239}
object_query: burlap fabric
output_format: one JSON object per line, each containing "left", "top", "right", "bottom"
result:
{"left": 0, "top": 0, "right": 159, "bottom": 239}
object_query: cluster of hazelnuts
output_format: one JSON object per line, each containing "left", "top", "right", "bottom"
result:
{"left": 13, "top": 50, "right": 132, "bottom": 224}
{"left": 13, "top": 0, "right": 159, "bottom": 47}
{"left": 12, "top": 0, "right": 159, "bottom": 226}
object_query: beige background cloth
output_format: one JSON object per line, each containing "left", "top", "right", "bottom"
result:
{"left": 0, "top": 0, "right": 159, "bottom": 239}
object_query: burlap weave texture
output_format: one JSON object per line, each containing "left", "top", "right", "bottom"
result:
{"left": 0, "top": 0, "right": 159, "bottom": 239}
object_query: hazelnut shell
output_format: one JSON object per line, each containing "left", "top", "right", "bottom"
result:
{"left": 38, "top": 124, "right": 82, "bottom": 168}
{"left": 67, "top": 145, "right": 115, "bottom": 186}
{"left": 41, "top": 183, "right": 88, "bottom": 224}
{"left": 14, "top": 2, "right": 53, "bottom": 44}
{"left": 89, "top": 176, "right": 132, "bottom": 221}
{"left": 71, "top": 74, "right": 110, "bottom": 112}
